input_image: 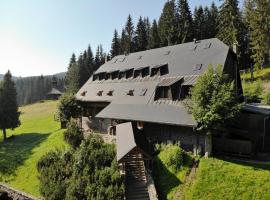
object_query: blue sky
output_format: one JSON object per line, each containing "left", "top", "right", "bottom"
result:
{"left": 0, "top": 0, "right": 244, "bottom": 77}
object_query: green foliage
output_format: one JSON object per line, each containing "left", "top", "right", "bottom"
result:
{"left": 58, "top": 93, "right": 81, "bottom": 122}
{"left": 242, "top": 80, "right": 263, "bottom": 103}
{"left": 110, "top": 29, "right": 121, "bottom": 57}
{"left": 64, "top": 121, "right": 84, "bottom": 149}
{"left": 184, "top": 158, "right": 270, "bottom": 200}
{"left": 153, "top": 143, "right": 192, "bottom": 200}
{"left": 65, "top": 55, "right": 79, "bottom": 94}
{"left": 134, "top": 16, "right": 148, "bottom": 51}
{"left": 190, "top": 66, "right": 241, "bottom": 132}
{"left": 0, "top": 71, "right": 21, "bottom": 140}
{"left": 262, "top": 92, "right": 270, "bottom": 105}
{"left": 244, "top": 0, "right": 270, "bottom": 70}
{"left": 148, "top": 19, "right": 161, "bottom": 49}
{"left": 37, "top": 134, "right": 124, "bottom": 200}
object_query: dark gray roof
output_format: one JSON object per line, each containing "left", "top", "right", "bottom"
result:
{"left": 97, "top": 103, "right": 196, "bottom": 127}
{"left": 243, "top": 103, "right": 270, "bottom": 115}
{"left": 95, "top": 38, "right": 229, "bottom": 77}
{"left": 116, "top": 122, "right": 153, "bottom": 162}
{"left": 47, "top": 88, "right": 63, "bottom": 95}
{"left": 76, "top": 38, "right": 233, "bottom": 127}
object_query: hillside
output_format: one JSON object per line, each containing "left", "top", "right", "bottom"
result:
{"left": 0, "top": 101, "right": 67, "bottom": 198}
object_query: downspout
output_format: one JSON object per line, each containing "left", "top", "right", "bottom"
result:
{"left": 262, "top": 116, "right": 269, "bottom": 151}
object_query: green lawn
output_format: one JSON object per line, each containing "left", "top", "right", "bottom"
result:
{"left": 183, "top": 158, "right": 270, "bottom": 200}
{"left": 0, "top": 100, "right": 67, "bottom": 198}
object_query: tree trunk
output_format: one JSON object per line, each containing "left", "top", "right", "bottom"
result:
{"left": 251, "top": 65, "right": 254, "bottom": 81}
{"left": 3, "top": 128, "right": 7, "bottom": 140}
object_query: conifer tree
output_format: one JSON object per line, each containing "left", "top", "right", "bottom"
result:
{"left": 134, "top": 16, "right": 148, "bottom": 51}
{"left": 193, "top": 6, "right": 205, "bottom": 40}
{"left": 148, "top": 20, "right": 161, "bottom": 49}
{"left": 86, "top": 45, "right": 94, "bottom": 76}
{"left": 124, "top": 14, "right": 135, "bottom": 53}
{"left": 110, "top": 29, "right": 121, "bottom": 57}
{"left": 120, "top": 29, "right": 128, "bottom": 54}
{"left": 217, "top": 0, "right": 242, "bottom": 47}
{"left": 177, "top": 0, "right": 194, "bottom": 43}
{"left": 0, "top": 71, "right": 20, "bottom": 140}
{"left": 158, "top": 0, "right": 178, "bottom": 46}
{"left": 245, "top": 0, "right": 270, "bottom": 70}
{"left": 209, "top": 2, "right": 219, "bottom": 38}
{"left": 144, "top": 17, "right": 151, "bottom": 49}
{"left": 65, "top": 53, "right": 79, "bottom": 93}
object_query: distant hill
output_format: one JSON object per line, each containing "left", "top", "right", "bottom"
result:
{"left": 0, "top": 72, "right": 66, "bottom": 81}
{"left": 0, "top": 74, "right": 3, "bottom": 80}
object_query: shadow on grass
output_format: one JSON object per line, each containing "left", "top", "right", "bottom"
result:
{"left": 216, "top": 156, "right": 270, "bottom": 171}
{"left": 152, "top": 157, "right": 181, "bottom": 200}
{"left": 0, "top": 132, "right": 50, "bottom": 178}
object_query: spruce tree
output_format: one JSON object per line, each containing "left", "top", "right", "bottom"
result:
{"left": 217, "top": 0, "right": 242, "bottom": 47}
{"left": 0, "top": 71, "right": 20, "bottom": 140}
{"left": 245, "top": 0, "right": 270, "bottom": 70}
{"left": 86, "top": 45, "right": 94, "bottom": 76}
{"left": 144, "top": 17, "right": 151, "bottom": 49}
{"left": 148, "top": 20, "right": 161, "bottom": 49}
{"left": 177, "top": 0, "right": 194, "bottom": 43}
{"left": 209, "top": 2, "right": 219, "bottom": 38}
{"left": 193, "top": 6, "right": 205, "bottom": 40}
{"left": 120, "top": 29, "right": 128, "bottom": 54}
{"left": 110, "top": 29, "right": 121, "bottom": 57}
{"left": 124, "top": 14, "right": 135, "bottom": 53}
{"left": 134, "top": 16, "right": 148, "bottom": 51}
{"left": 65, "top": 54, "right": 79, "bottom": 93}
{"left": 158, "top": 0, "right": 178, "bottom": 46}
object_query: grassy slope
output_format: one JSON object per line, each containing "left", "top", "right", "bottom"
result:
{"left": 0, "top": 101, "right": 67, "bottom": 197}
{"left": 183, "top": 158, "right": 270, "bottom": 200}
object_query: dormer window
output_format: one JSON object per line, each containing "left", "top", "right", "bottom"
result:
{"left": 119, "top": 69, "right": 134, "bottom": 79}
{"left": 134, "top": 67, "right": 149, "bottom": 78}
{"left": 155, "top": 86, "right": 171, "bottom": 100}
{"left": 97, "top": 90, "right": 103, "bottom": 96}
{"left": 111, "top": 71, "right": 119, "bottom": 79}
{"left": 127, "top": 89, "right": 134, "bottom": 96}
{"left": 93, "top": 72, "right": 106, "bottom": 81}
{"left": 151, "top": 64, "right": 169, "bottom": 76}
{"left": 81, "top": 91, "right": 87, "bottom": 96}
{"left": 107, "top": 90, "right": 114, "bottom": 96}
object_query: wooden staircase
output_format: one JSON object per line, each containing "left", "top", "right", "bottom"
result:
{"left": 125, "top": 153, "right": 150, "bottom": 200}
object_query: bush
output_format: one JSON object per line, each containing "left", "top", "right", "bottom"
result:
{"left": 58, "top": 93, "right": 81, "bottom": 123}
{"left": 64, "top": 121, "right": 84, "bottom": 149}
{"left": 37, "top": 135, "right": 124, "bottom": 200}
{"left": 157, "top": 143, "right": 184, "bottom": 172}
{"left": 262, "top": 92, "right": 270, "bottom": 105}
{"left": 242, "top": 80, "right": 263, "bottom": 103}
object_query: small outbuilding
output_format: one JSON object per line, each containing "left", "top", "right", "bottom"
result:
{"left": 47, "top": 88, "right": 63, "bottom": 100}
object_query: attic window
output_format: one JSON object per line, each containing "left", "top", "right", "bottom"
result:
{"left": 119, "top": 71, "right": 125, "bottom": 79}
{"left": 97, "top": 90, "right": 103, "bottom": 96}
{"left": 151, "top": 64, "right": 169, "bottom": 76}
{"left": 134, "top": 67, "right": 149, "bottom": 78}
{"left": 81, "top": 91, "right": 87, "bottom": 96}
{"left": 105, "top": 73, "right": 111, "bottom": 80}
{"left": 93, "top": 72, "right": 106, "bottom": 81}
{"left": 107, "top": 90, "right": 114, "bottom": 96}
{"left": 204, "top": 43, "right": 212, "bottom": 49}
{"left": 193, "top": 64, "right": 202, "bottom": 71}
{"left": 126, "top": 69, "right": 134, "bottom": 78}
{"left": 127, "top": 89, "right": 134, "bottom": 96}
{"left": 155, "top": 86, "right": 171, "bottom": 100}
{"left": 111, "top": 71, "right": 119, "bottom": 79}
{"left": 164, "top": 50, "right": 171, "bottom": 55}
{"left": 139, "top": 88, "right": 147, "bottom": 96}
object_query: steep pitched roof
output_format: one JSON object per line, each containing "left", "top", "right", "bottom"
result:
{"left": 47, "top": 88, "right": 63, "bottom": 95}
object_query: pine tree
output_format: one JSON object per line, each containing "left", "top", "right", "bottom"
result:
{"left": 65, "top": 54, "right": 79, "bottom": 94}
{"left": 245, "top": 0, "right": 270, "bottom": 70}
{"left": 124, "top": 14, "right": 135, "bottom": 53}
{"left": 110, "top": 29, "right": 121, "bottom": 57}
{"left": 86, "top": 45, "right": 94, "bottom": 76}
{"left": 193, "top": 6, "right": 205, "bottom": 40}
{"left": 177, "top": 0, "right": 194, "bottom": 43}
{"left": 148, "top": 20, "right": 161, "bottom": 49}
{"left": 144, "top": 17, "right": 151, "bottom": 49}
{"left": 120, "top": 29, "right": 128, "bottom": 54}
{"left": 134, "top": 16, "right": 148, "bottom": 51}
{"left": 158, "top": 0, "right": 178, "bottom": 46}
{"left": 208, "top": 2, "right": 219, "bottom": 38}
{"left": 94, "top": 45, "right": 106, "bottom": 70}
{"left": 0, "top": 71, "right": 20, "bottom": 140}
{"left": 217, "top": 0, "right": 242, "bottom": 47}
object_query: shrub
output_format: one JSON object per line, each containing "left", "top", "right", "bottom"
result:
{"left": 242, "top": 80, "right": 263, "bottom": 103}
{"left": 37, "top": 134, "right": 124, "bottom": 200}
{"left": 58, "top": 93, "right": 81, "bottom": 123}
{"left": 262, "top": 92, "right": 270, "bottom": 105}
{"left": 157, "top": 143, "right": 184, "bottom": 172}
{"left": 64, "top": 121, "right": 84, "bottom": 149}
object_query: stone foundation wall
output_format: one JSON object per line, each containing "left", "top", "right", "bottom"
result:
{"left": 0, "top": 183, "right": 38, "bottom": 200}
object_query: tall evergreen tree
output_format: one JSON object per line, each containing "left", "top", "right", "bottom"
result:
{"left": 144, "top": 17, "right": 151, "bottom": 49}
{"left": 86, "top": 45, "right": 94, "bottom": 76}
{"left": 193, "top": 6, "right": 205, "bottom": 40}
{"left": 0, "top": 71, "right": 20, "bottom": 140}
{"left": 158, "top": 0, "right": 178, "bottom": 46}
{"left": 245, "top": 0, "right": 270, "bottom": 70}
{"left": 120, "top": 29, "right": 128, "bottom": 54}
{"left": 148, "top": 20, "right": 161, "bottom": 49}
{"left": 65, "top": 54, "right": 79, "bottom": 93}
{"left": 134, "top": 16, "right": 148, "bottom": 51}
{"left": 208, "top": 2, "right": 219, "bottom": 38}
{"left": 124, "top": 14, "right": 135, "bottom": 53}
{"left": 110, "top": 29, "right": 121, "bottom": 57}
{"left": 177, "top": 0, "right": 194, "bottom": 43}
{"left": 217, "top": 0, "right": 242, "bottom": 47}
{"left": 68, "top": 53, "right": 76, "bottom": 69}
{"left": 94, "top": 45, "right": 106, "bottom": 70}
